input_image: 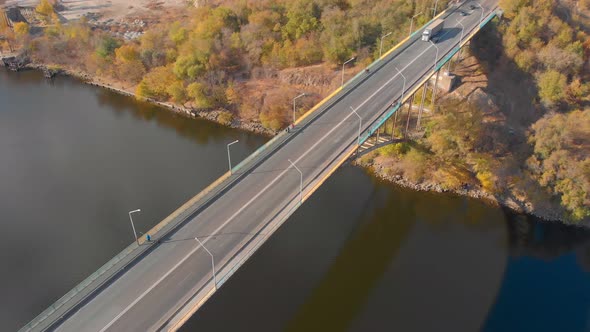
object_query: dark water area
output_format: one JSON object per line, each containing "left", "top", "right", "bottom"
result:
{"left": 1, "top": 69, "right": 589, "bottom": 332}
{"left": 181, "top": 167, "right": 590, "bottom": 332}
{"left": 0, "top": 69, "right": 266, "bottom": 331}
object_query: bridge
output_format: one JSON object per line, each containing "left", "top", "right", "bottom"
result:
{"left": 20, "top": 1, "right": 501, "bottom": 331}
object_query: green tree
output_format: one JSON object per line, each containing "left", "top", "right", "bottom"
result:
{"left": 537, "top": 70, "right": 567, "bottom": 106}
{"left": 187, "top": 82, "right": 214, "bottom": 109}
{"left": 96, "top": 36, "right": 121, "bottom": 59}
{"left": 282, "top": 0, "right": 321, "bottom": 41}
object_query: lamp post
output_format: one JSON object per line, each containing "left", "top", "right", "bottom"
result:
{"left": 341, "top": 57, "right": 355, "bottom": 87}
{"left": 227, "top": 140, "right": 239, "bottom": 174}
{"left": 475, "top": 2, "right": 484, "bottom": 25}
{"left": 434, "top": 0, "right": 439, "bottom": 16}
{"left": 379, "top": 31, "right": 392, "bottom": 58}
{"left": 429, "top": 39, "right": 439, "bottom": 71}
{"left": 194, "top": 237, "right": 217, "bottom": 290}
{"left": 350, "top": 106, "right": 362, "bottom": 146}
{"left": 288, "top": 159, "right": 303, "bottom": 204}
{"left": 128, "top": 209, "right": 141, "bottom": 245}
{"left": 395, "top": 67, "right": 406, "bottom": 103}
{"left": 456, "top": 19, "right": 465, "bottom": 44}
{"left": 409, "top": 12, "right": 423, "bottom": 37}
{"left": 293, "top": 93, "right": 306, "bottom": 124}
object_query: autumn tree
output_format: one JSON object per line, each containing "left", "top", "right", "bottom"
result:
{"left": 528, "top": 110, "right": 590, "bottom": 220}
{"left": 114, "top": 44, "right": 146, "bottom": 83}
{"left": 13, "top": 22, "right": 30, "bottom": 41}
{"left": 537, "top": 70, "right": 567, "bottom": 106}
{"left": 136, "top": 66, "right": 177, "bottom": 99}
{"left": 36, "top": 0, "right": 55, "bottom": 24}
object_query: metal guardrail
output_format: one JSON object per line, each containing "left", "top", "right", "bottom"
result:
{"left": 361, "top": 6, "right": 499, "bottom": 144}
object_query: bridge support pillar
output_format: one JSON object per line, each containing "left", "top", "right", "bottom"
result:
{"left": 432, "top": 70, "right": 440, "bottom": 112}
{"left": 417, "top": 81, "right": 428, "bottom": 129}
{"left": 405, "top": 93, "right": 414, "bottom": 137}
{"left": 392, "top": 107, "right": 399, "bottom": 139}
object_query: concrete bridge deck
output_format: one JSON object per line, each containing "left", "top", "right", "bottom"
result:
{"left": 20, "top": 1, "right": 500, "bottom": 331}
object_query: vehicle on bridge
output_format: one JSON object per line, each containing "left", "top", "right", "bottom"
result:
{"left": 422, "top": 18, "right": 444, "bottom": 42}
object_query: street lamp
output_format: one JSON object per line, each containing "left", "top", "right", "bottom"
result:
{"left": 288, "top": 159, "right": 303, "bottom": 204}
{"left": 395, "top": 67, "right": 406, "bottom": 103}
{"left": 128, "top": 209, "right": 141, "bottom": 245}
{"left": 456, "top": 19, "right": 465, "bottom": 44}
{"left": 434, "top": 0, "right": 440, "bottom": 16}
{"left": 350, "top": 106, "right": 362, "bottom": 146}
{"left": 379, "top": 31, "right": 392, "bottom": 58}
{"left": 194, "top": 237, "right": 217, "bottom": 290}
{"left": 475, "top": 2, "right": 484, "bottom": 25}
{"left": 409, "top": 12, "right": 423, "bottom": 37}
{"left": 429, "top": 39, "right": 439, "bottom": 71}
{"left": 341, "top": 57, "right": 355, "bottom": 87}
{"left": 227, "top": 140, "right": 239, "bottom": 174}
{"left": 293, "top": 93, "right": 306, "bottom": 124}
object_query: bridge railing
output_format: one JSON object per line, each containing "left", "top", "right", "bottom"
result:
{"left": 360, "top": 6, "right": 500, "bottom": 145}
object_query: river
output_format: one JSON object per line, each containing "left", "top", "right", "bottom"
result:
{"left": 1, "top": 69, "right": 589, "bottom": 332}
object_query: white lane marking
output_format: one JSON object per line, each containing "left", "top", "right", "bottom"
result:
{"left": 98, "top": 11, "right": 477, "bottom": 332}
{"left": 98, "top": 245, "right": 201, "bottom": 332}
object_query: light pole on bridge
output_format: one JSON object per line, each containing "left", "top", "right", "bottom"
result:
{"left": 350, "top": 106, "right": 362, "bottom": 146}
{"left": 433, "top": 0, "right": 440, "bottom": 17}
{"left": 227, "top": 140, "right": 239, "bottom": 174}
{"left": 456, "top": 19, "right": 465, "bottom": 45}
{"left": 194, "top": 237, "right": 217, "bottom": 290}
{"left": 341, "top": 57, "right": 356, "bottom": 87}
{"left": 379, "top": 31, "right": 392, "bottom": 58}
{"left": 128, "top": 209, "right": 141, "bottom": 246}
{"left": 288, "top": 159, "right": 303, "bottom": 205}
{"left": 394, "top": 67, "right": 406, "bottom": 103}
{"left": 475, "top": 2, "right": 485, "bottom": 25}
{"left": 428, "top": 39, "right": 440, "bottom": 71}
{"left": 293, "top": 93, "right": 306, "bottom": 125}
{"left": 409, "top": 12, "right": 423, "bottom": 37}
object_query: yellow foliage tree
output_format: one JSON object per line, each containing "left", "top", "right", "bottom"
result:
{"left": 13, "top": 22, "right": 29, "bottom": 40}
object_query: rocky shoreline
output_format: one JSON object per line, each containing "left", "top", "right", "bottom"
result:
{"left": 22, "top": 61, "right": 277, "bottom": 137}
{"left": 354, "top": 159, "right": 586, "bottom": 225}
{"left": 5, "top": 60, "right": 583, "bottom": 226}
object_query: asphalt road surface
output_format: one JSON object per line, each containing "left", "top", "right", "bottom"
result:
{"left": 52, "top": 1, "right": 497, "bottom": 331}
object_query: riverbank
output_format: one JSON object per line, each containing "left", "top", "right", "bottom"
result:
{"left": 21, "top": 61, "right": 276, "bottom": 137}
{"left": 355, "top": 158, "right": 571, "bottom": 224}
{"left": 6, "top": 58, "right": 582, "bottom": 225}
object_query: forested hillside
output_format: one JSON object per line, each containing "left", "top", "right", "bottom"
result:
{"left": 11, "top": 0, "right": 448, "bottom": 130}
{"left": 498, "top": 0, "right": 589, "bottom": 220}
{"left": 361, "top": 0, "right": 589, "bottom": 222}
